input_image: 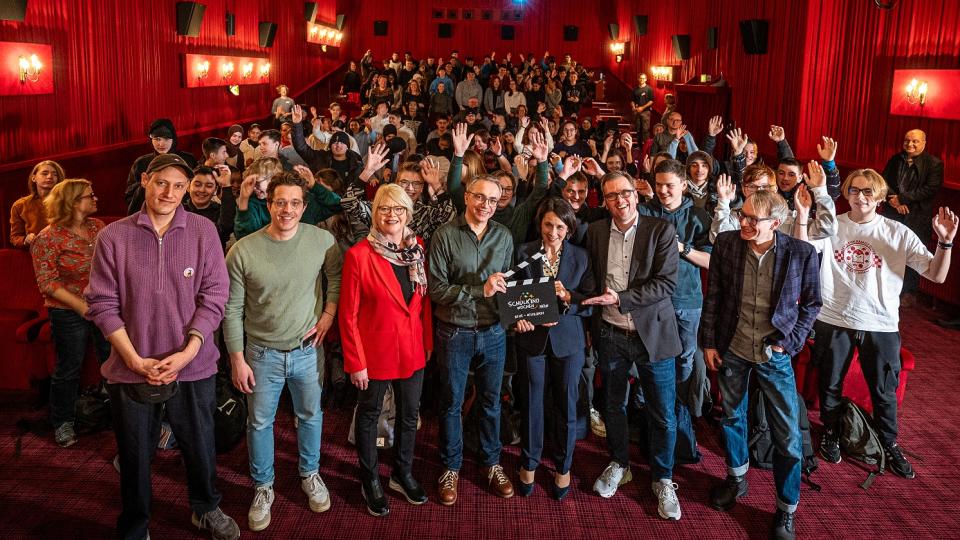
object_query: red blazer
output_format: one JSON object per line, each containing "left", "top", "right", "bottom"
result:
{"left": 339, "top": 238, "right": 432, "bottom": 380}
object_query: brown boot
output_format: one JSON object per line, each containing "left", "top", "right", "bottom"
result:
{"left": 437, "top": 469, "right": 459, "bottom": 506}
{"left": 480, "top": 464, "right": 514, "bottom": 498}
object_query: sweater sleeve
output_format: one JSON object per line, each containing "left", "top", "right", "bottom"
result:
{"left": 84, "top": 234, "right": 126, "bottom": 337}
{"left": 9, "top": 199, "right": 28, "bottom": 248}
{"left": 223, "top": 244, "right": 247, "bottom": 354}
{"left": 322, "top": 241, "right": 343, "bottom": 306}
{"left": 188, "top": 220, "right": 230, "bottom": 339}
{"left": 337, "top": 246, "right": 366, "bottom": 374}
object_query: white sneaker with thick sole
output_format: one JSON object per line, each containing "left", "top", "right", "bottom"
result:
{"left": 248, "top": 485, "right": 275, "bottom": 532}
{"left": 593, "top": 461, "right": 632, "bottom": 498}
{"left": 301, "top": 473, "right": 332, "bottom": 512}
{"left": 652, "top": 479, "right": 682, "bottom": 520}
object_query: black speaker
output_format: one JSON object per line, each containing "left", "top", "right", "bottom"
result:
{"left": 373, "top": 20, "right": 388, "bottom": 36}
{"left": 336, "top": 13, "right": 345, "bottom": 30}
{"left": 438, "top": 23, "right": 452, "bottom": 39}
{"left": 0, "top": 0, "right": 28, "bottom": 21}
{"left": 225, "top": 12, "right": 235, "bottom": 36}
{"left": 259, "top": 22, "right": 277, "bottom": 48}
{"left": 707, "top": 27, "right": 718, "bottom": 50}
{"left": 633, "top": 15, "right": 648, "bottom": 36}
{"left": 672, "top": 34, "right": 691, "bottom": 60}
{"left": 462, "top": 9, "right": 474, "bottom": 20}
{"left": 176, "top": 2, "right": 205, "bottom": 37}
{"left": 608, "top": 23, "right": 619, "bottom": 41}
{"left": 304, "top": 2, "right": 318, "bottom": 23}
{"left": 501, "top": 25, "right": 515, "bottom": 41}
{"left": 739, "top": 19, "right": 769, "bottom": 54}
{"left": 563, "top": 25, "right": 579, "bottom": 42}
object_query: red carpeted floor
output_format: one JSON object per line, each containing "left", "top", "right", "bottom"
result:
{"left": 2, "top": 305, "right": 959, "bottom": 539}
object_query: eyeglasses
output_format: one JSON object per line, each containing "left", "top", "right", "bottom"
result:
{"left": 735, "top": 210, "right": 775, "bottom": 227}
{"left": 269, "top": 199, "right": 304, "bottom": 209}
{"left": 397, "top": 180, "right": 425, "bottom": 189}
{"left": 77, "top": 193, "right": 97, "bottom": 200}
{"left": 376, "top": 206, "right": 407, "bottom": 216}
{"left": 743, "top": 183, "right": 771, "bottom": 192}
{"left": 466, "top": 191, "right": 500, "bottom": 207}
{"left": 847, "top": 187, "right": 875, "bottom": 198}
{"left": 602, "top": 189, "right": 637, "bottom": 202}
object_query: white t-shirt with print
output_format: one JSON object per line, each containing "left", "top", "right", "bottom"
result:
{"left": 809, "top": 213, "right": 933, "bottom": 332}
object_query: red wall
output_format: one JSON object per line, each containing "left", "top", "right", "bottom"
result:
{"left": 340, "top": 0, "right": 610, "bottom": 69}
{"left": 0, "top": 0, "right": 342, "bottom": 165}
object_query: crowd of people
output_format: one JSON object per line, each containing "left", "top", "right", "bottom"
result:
{"left": 9, "top": 49, "right": 956, "bottom": 540}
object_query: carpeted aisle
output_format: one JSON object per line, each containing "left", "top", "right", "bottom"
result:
{"left": 2, "top": 305, "right": 959, "bottom": 539}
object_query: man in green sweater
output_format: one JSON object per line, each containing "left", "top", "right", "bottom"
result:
{"left": 224, "top": 171, "right": 343, "bottom": 532}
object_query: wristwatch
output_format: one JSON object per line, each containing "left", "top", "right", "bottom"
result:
{"left": 681, "top": 243, "right": 692, "bottom": 258}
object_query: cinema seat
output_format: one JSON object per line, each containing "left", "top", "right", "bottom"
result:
{"left": 0, "top": 249, "right": 47, "bottom": 390}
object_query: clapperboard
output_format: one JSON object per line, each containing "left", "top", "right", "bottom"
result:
{"left": 496, "top": 249, "right": 560, "bottom": 327}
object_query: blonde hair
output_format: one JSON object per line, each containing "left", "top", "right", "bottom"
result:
{"left": 461, "top": 150, "right": 486, "bottom": 185}
{"left": 841, "top": 168, "right": 888, "bottom": 200}
{"left": 746, "top": 190, "right": 789, "bottom": 223}
{"left": 246, "top": 157, "right": 283, "bottom": 183}
{"left": 44, "top": 179, "right": 92, "bottom": 226}
{"left": 28, "top": 160, "right": 66, "bottom": 197}
{"left": 371, "top": 184, "right": 414, "bottom": 230}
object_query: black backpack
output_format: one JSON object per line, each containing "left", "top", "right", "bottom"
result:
{"left": 838, "top": 398, "right": 886, "bottom": 489}
{"left": 214, "top": 373, "right": 247, "bottom": 454}
{"left": 74, "top": 385, "right": 112, "bottom": 435}
{"left": 748, "top": 388, "right": 820, "bottom": 491}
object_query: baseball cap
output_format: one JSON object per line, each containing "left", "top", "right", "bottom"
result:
{"left": 145, "top": 154, "right": 194, "bottom": 179}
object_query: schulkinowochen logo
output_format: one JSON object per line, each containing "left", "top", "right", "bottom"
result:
{"left": 835, "top": 240, "right": 882, "bottom": 274}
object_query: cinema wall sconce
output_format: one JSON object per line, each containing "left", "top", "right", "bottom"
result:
{"left": 905, "top": 78, "right": 927, "bottom": 106}
{"left": 18, "top": 53, "right": 42, "bottom": 83}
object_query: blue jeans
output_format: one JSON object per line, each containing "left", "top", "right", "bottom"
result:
{"left": 245, "top": 341, "right": 323, "bottom": 487}
{"left": 598, "top": 324, "right": 676, "bottom": 481}
{"left": 718, "top": 350, "right": 801, "bottom": 513}
{"left": 674, "top": 308, "right": 702, "bottom": 463}
{"left": 48, "top": 308, "right": 111, "bottom": 427}
{"left": 436, "top": 321, "right": 506, "bottom": 471}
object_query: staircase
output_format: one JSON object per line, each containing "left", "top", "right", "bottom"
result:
{"left": 591, "top": 71, "right": 637, "bottom": 134}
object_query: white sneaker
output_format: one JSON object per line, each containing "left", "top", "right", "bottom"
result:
{"left": 248, "top": 485, "right": 275, "bottom": 532}
{"left": 590, "top": 408, "right": 607, "bottom": 438}
{"left": 652, "top": 479, "right": 682, "bottom": 520}
{"left": 593, "top": 461, "right": 632, "bottom": 498}
{"left": 301, "top": 473, "right": 331, "bottom": 512}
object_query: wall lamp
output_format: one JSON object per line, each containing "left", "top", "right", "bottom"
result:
{"left": 18, "top": 53, "right": 42, "bottom": 83}
{"left": 651, "top": 65, "right": 674, "bottom": 82}
{"left": 307, "top": 21, "right": 343, "bottom": 47}
{"left": 241, "top": 61, "right": 254, "bottom": 79}
{"left": 196, "top": 60, "right": 210, "bottom": 80}
{"left": 905, "top": 78, "right": 927, "bottom": 106}
{"left": 259, "top": 62, "right": 271, "bottom": 79}
{"left": 221, "top": 61, "right": 235, "bottom": 79}
{"left": 610, "top": 42, "right": 626, "bottom": 63}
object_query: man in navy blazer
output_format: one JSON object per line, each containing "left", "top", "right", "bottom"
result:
{"left": 699, "top": 190, "right": 821, "bottom": 540}
{"left": 581, "top": 171, "right": 684, "bottom": 521}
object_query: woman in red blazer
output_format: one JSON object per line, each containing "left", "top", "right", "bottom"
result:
{"left": 339, "top": 183, "right": 432, "bottom": 517}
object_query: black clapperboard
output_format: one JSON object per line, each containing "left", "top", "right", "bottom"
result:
{"left": 496, "top": 249, "right": 560, "bottom": 327}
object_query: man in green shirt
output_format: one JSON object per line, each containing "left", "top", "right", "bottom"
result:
{"left": 429, "top": 176, "right": 515, "bottom": 506}
{"left": 224, "top": 172, "right": 342, "bottom": 532}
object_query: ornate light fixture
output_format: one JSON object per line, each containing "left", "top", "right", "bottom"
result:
{"left": 18, "top": 53, "right": 42, "bottom": 83}
{"left": 905, "top": 78, "right": 927, "bottom": 106}
{"left": 196, "top": 60, "right": 210, "bottom": 80}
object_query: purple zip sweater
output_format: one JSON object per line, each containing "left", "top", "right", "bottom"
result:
{"left": 85, "top": 207, "right": 229, "bottom": 384}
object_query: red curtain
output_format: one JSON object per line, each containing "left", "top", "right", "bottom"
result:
{"left": 0, "top": 0, "right": 342, "bottom": 165}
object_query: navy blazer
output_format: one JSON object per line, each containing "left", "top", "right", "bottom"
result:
{"left": 699, "top": 230, "right": 822, "bottom": 357}
{"left": 513, "top": 240, "right": 593, "bottom": 358}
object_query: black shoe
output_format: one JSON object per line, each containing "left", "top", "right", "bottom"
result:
{"left": 516, "top": 469, "right": 535, "bottom": 497}
{"left": 819, "top": 428, "right": 842, "bottom": 464}
{"left": 709, "top": 475, "right": 748, "bottom": 511}
{"left": 362, "top": 478, "right": 390, "bottom": 516}
{"left": 885, "top": 443, "right": 916, "bottom": 479}
{"left": 551, "top": 483, "right": 569, "bottom": 501}
{"left": 388, "top": 474, "right": 428, "bottom": 505}
{"left": 770, "top": 509, "right": 796, "bottom": 540}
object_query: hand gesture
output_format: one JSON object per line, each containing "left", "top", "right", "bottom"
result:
{"left": 806, "top": 160, "right": 825, "bottom": 189}
{"left": 581, "top": 157, "right": 605, "bottom": 177}
{"left": 520, "top": 116, "right": 531, "bottom": 129}
{"left": 213, "top": 164, "right": 232, "bottom": 187}
{"left": 291, "top": 104, "right": 304, "bottom": 124}
{"left": 514, "top": 154, "right": 530, "bottom": 179}
{"left": 538, "top": 116, "right": 550, "bottom": 136}
{"left": 708, "top": 116, "right": 724, "bottom": 137}
{"left": 642, "top": 154, "right": 653, "bottom": 174}
{"left": 704, "top": 348, "right": 722, "bottom": 370}
{"left": 816, "top": 136, "right": 838, "bottom": 162}
{"left": 239, "top": 174, "right": 257, "bottom": 202}
{"left": 793, "top": 184, "right": 812, "bottom": 217}
{"left": 635, "top": 178, "right": 654, "bottom": 199}
{"left": 620, "top": 133, "right": 633, "bottom": 151}
{"left": 530, "top": 130, "right": 550, "bottom": 162}
{"left": 587, "top": 138, "right": 598, "bottom": 155}
{"left": 582, "top": 287, "right": 619, "bottom": 306}
{"left": 768, "top": 125, "right": 785, "bottom": 143}
{"left": 603, "top": 133, "right": 614, "bottom": 151}
{"left": 294, "top": 164, "right": 316, "bottom": 188}
{"left": 452, "top": 123, "right": 474, "bottom": 157}
{"left": 726, "top": 128, "right": 749, "bottom": 156}
{"left": 561, "top": 155, "right": 582, "bottom": 179}
{"left": 675, "top": 124, "right": 688, "bottom": 141}
{"left": 716, "top": 174, "right": 736, "bottom": 202}
{"left": 363, "top": 143, "right": 390, "bottom": 178}
{"left": 933, "top": 207, "right": 959, "bottom": 243}
{"left": 483, "top": 272, "right": 509, "bottom": 297}
{"left": 309, "top": 105, "right": 319, "bottom": 118}
{"left": 420, "top": 157, "right": 443, "bottom": 192}
{"left": 490, "top": 135, "right": 504, "bottom": 157}
{"left": 514, "top": 319, "right": 535, "bottom": 333}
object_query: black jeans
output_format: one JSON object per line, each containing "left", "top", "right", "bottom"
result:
{"left": 813, "top": 320, "right": 902, "bottom": 446}
{"left": 48, "top": 308, "right": 111, "bottom": 427}
{"left": 107, "top": 376, "right": 221, "bottom": 540}
{"left": 355, "top": 368, "right": 424, "bottom": 481}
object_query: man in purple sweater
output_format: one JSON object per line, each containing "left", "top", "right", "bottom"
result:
{"left": 85, "top": 154, "right": 239, "bottom": 540}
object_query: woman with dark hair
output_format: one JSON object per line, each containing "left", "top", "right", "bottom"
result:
{"left": 513, "top": 197, "right": 593, "bottom": 500}
{"left": 10, "top": 160, "right": 64, "bottom": 247}
{"left": 30, "top": 179, "right": 111, "bottom": 447}
{"left": 483, "top": 76, "right": 505, "bottom": 114}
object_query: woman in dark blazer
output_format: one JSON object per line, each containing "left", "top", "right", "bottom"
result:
{"left": 514, "top": 197, "right": 593, "bottom": 500}
{"left": 340, "top": 184, "right": 432, "bottom": 517}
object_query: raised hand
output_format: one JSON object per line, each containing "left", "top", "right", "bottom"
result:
{"left": 817, "top": 136, "right": 838, "bottom": 162}
{"left": 620, "top": 133, "right": 633, "bottom": 151}
{"left": 561, "top": 155, "right": 582, "bottom": 179}
{"left": 768, "top": 125, "right": 785, "bottom": 142}
{"left": 675, "top": 124, "right": 688, "bottom": 140}
{"left": 635, "top": 178, "right": 654, "bottom": 199}
{"left": 213, "top": 164, "right": 232, "bottom": 187}
{"left": 716, "top": 174, "right": 736, "bottom": 202}
{"left": 587, "top": 138, "right": 597, "bottom": 155}
{"left": 726, "top": 128, "right": 749, "bottom": 156}
{"left": 363, "top": 143, "right": 390, "bottom": 178}
{"left": 293, "top": 164, "right": 316, "bottom": 188}
{"left": 793, "top": 184, "right": 812, "bottom": 217}
{"left": 933, "top": 207, "right": 959, "bottom": 242}
{"left": 520, "top": 116, "right": 531, "bottom": 129}
{"left": 239, "top": 175, "right": 256, "bottom": 202}
{"left": 514, "top": 154, "right": 530, "bottom": 179}
{"left": 708, "top": 115, "right": 724, "bottom": 137}
{"left": 420, "top": 157, "right": 443, "bottom": 193}
{"left": 452, "top": 123, "right": 474, "bottom": 157}
{"left": 538, "top": 116, "right": 550, "bottom": 135}
{"left": 309, "top": 105, "right": 319, "bottom": 118}
{"left": 291, "top": 104, "right": 304, "bottom": 124}
{"left": 642, "top": 154, "right": 653, "bottom": 174}
{"left": 604, "top": 133, "right": 615, "bottom": 151}
{"left": 530, "top": 130, "right": 550, "bottom": 162}
{"left": 489, "top": 135, "right": 504, "bottom": 157}
{"left": 581, "top": 157, "right": 605, "bottom": 177}
{"left": 806, "top": 160, "right": 825, "bottom": 189}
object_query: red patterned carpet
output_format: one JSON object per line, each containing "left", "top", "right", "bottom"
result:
{"left": 2, "top": 305, "right": 959, "bottom": 539}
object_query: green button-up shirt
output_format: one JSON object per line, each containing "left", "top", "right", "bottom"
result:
{"left": 428, "top": 215, "right": 514, "bottom": 327}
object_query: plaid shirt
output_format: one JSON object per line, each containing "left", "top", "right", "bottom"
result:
{"left": 699, "top": 230, "right": 822, "bottom": 357}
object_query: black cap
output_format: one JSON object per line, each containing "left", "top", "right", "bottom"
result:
{"left": 382, "top": 124, "right": 398, "bottom": 137}
{"left": 145, "top": 154, "right": 194, "bottom": 179}
{"left": 330, "top": 131, "right": 351, "bottom": 146}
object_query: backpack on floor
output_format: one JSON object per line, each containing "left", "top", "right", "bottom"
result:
{"left": 74, "top": 385, "right": 112, "bottom": 435}
{"left": 348, "top": 385, "right": 396, "bottom": 449}
{"left": 214, "top": 372, "right": 247, "bottom": 454}
{"left": 748, "top": 388, "right": 820, "bottom": 491}
{"left": 838, "top": 398, "right": 886, "bottom": 489}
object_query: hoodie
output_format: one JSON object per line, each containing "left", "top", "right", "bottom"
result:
{"left": 123, "top": 118, "right": 198, "bottom": 215}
